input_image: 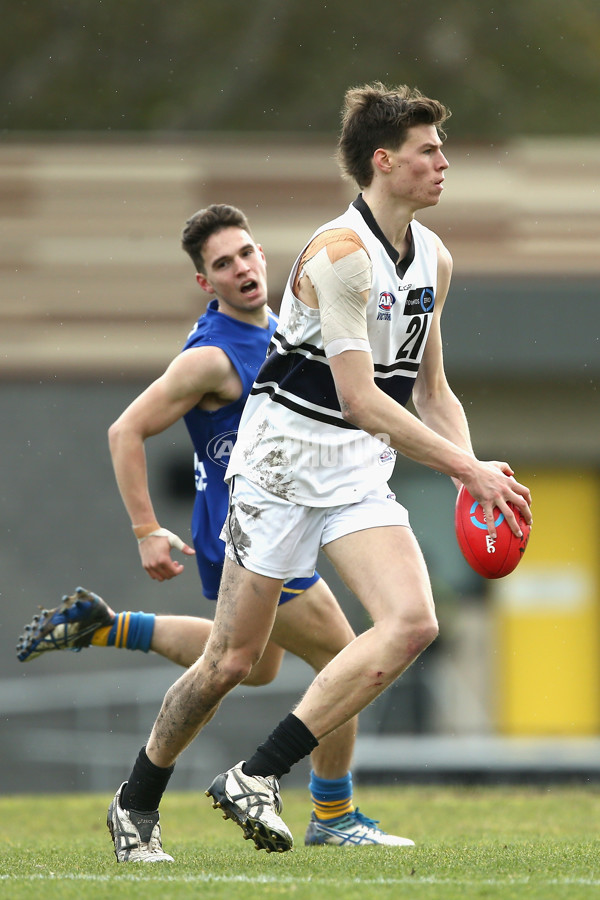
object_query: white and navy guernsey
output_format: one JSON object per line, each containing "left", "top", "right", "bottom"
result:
{"left": 226, "top": 195, "right": 439, "bottom": 507}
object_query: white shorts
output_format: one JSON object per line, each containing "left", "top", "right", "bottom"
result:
{"left": 221, "top": 475, "right": 410, "bottom": 581}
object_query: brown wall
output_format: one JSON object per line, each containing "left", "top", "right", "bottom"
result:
{"left": 2, "top": 136, "right": 598, "bottom": 377}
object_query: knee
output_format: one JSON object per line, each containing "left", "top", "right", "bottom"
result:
{"left": 406, "top": 613, "right": 439, "bottom": 657}
{"left": 204, "top": 647, "right": 258, "bottom": 693}
{"left": 380, "top": 608, "right": 439, "bottom": 660}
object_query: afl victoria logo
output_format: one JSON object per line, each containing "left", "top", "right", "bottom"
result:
{"left": 207, "top": 430, "right": 237, "bottom": 467}
{"left": 378, "top": 292, "right": 396, "bottom": 312}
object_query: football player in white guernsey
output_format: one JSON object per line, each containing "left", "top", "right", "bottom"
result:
{"left": 104, "top": 84, "right": 533, "bottom": 856}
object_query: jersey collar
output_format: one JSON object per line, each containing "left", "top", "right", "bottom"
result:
{"left": 352, "top": 194, "right": 415, "bottom": 279}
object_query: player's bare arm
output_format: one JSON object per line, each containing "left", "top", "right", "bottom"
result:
{"left": 108, "top": 346, "right": 241, "bottom": 581}
{"left": 410, "top": 238, "right": 531, "bottom": 531}
{"left": 330, "top": 349, "right": 530, "bottom": 537}
{"left": 411, "top": 238, "right": 472, "bottom": 453}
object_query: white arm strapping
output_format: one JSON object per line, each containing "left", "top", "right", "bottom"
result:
{"left": 137, "top": 527, "right": 186, "bottom": 551}
{"left": 302, "top": 246, "right": 372, "bottom": 359}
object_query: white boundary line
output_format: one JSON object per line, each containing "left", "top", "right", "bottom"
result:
{"left": 2, "top": 874, "right": 600, "bottom": 886}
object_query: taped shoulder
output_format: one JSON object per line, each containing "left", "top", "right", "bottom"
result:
{"left": 301, "top": 227, "right": 368, "bottom": 267}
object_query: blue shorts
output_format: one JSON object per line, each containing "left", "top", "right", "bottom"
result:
{"left": 197, "top": 552, "right": 320, "bottom": 605}
{"left": 279, "top": 572, "right": 320, "bottom": 604}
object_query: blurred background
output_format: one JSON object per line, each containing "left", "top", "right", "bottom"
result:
{"left": 1, "top": 0, "right": 599, "bottom": 794}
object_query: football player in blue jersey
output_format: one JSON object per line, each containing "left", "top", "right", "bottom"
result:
{"left": 16, "top": 203, "right": 411, "bottom": 858}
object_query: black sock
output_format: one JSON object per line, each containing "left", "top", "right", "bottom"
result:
{"left": 121, "top": 746, "right": 175, "bottom": 812}
{"left": 242, "top": 713, "right": 319, "bottom": 780}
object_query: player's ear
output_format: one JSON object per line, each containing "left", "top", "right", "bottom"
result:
{"left": 373, "top": 148, "right": 393, "bottom": 174}
{"left": 257, "top": 243, "right": 267, "bottom": 267}
{"left": 196, "top": 272, "right": 213, "bottom": 294}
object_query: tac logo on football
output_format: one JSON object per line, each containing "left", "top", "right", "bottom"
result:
{"left": 455, "top": 485, "right": 532, "bottom": 579}
{"left": 206, "top": 430, "right": 237, "bottom": 467}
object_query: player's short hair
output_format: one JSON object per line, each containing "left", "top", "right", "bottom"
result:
{"left": 337, "top": 82, "right": 451, "bottom": 189}
{"left": 181, "top": 204, "right": 252, "bottom": 273}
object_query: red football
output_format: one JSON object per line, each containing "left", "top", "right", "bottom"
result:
{"left": 454, "top": 485, "right": 531, "bottom": 579}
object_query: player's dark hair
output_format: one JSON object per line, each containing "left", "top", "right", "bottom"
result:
{"left": 181, "top": 204, "right": 252, "bottom": 273}
{"left": 337, "top": 82, "right": 451, "bottom": 189}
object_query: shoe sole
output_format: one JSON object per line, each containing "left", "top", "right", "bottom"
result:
{"left": 16, "top": 604, "right": 70, "bottom": 662}
{"left": 107, "top": 799, "right": 121, "bottom": 861}
{"left": 304, "top": 828, "right": 416, "bottom": 848}
{"left": 17, "top": 590, "right": 112, "bottom": 661}
{"left": 205, "top": 775, "right": 292, "bottom": 853}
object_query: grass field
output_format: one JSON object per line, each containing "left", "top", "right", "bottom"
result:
{"left": 1, "top": 784, "right": 599, "bottom": 899}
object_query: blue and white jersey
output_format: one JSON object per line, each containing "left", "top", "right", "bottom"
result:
{"left": 227, "top": 196, "right": 439, "bottom": 507}
{"left": 182, "top": 299, "right": 277, "bottom": 597}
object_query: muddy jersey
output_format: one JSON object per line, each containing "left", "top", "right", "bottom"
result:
{"left": 226, "top": 195, "right": 439, "bottom": 507}
{"left": 182, "top": 300, "right": 277, "bottom": 596}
